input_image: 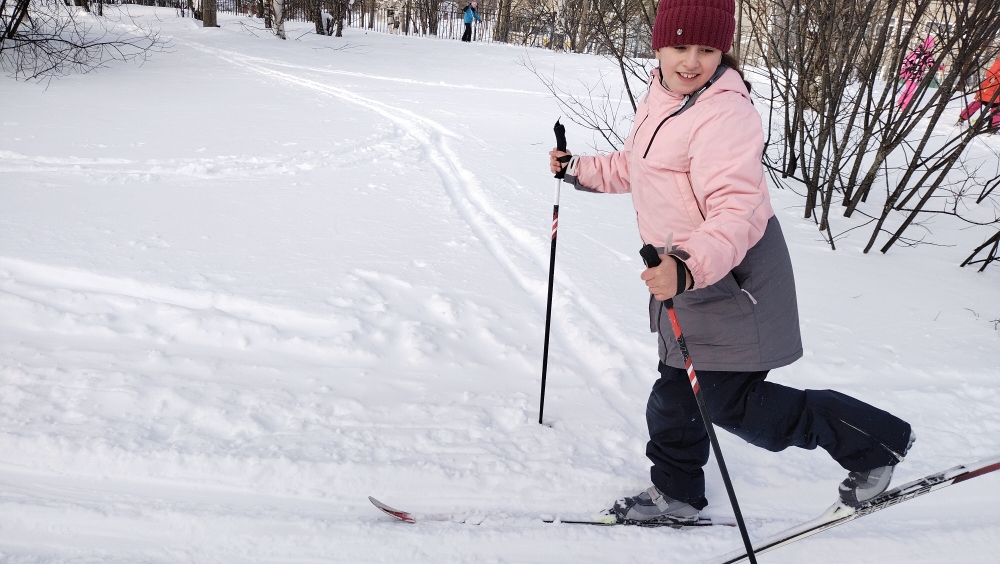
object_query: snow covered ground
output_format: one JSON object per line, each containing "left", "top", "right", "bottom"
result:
{"left": 2, "top": 8, "right": 999, "bottom": 563}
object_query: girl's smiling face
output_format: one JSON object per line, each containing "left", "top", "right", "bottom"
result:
{"left": 656, "top": 45, "right": 723, "bottom": 95}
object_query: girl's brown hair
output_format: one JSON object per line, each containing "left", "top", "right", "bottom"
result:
{"left": 721, "top": 52, "right": 752, "bottom": 93}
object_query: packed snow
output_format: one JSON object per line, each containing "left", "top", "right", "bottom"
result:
{"left": 2, "top": 7, "right": 999, "bottom": 563}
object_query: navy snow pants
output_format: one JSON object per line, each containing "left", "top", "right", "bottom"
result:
{"left": 647, "top": 362, "right": 912, "bottom": 510}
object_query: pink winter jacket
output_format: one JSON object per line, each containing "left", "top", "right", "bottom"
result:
{"left": 573, "top": 67, "right": 773, "bottom": 290}
{"left": 566, "top": 66, "right": 801, "bottom": 371}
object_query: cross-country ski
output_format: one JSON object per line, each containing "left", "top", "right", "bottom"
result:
{"left": 709, "top": 454, "right": 1000, "bottom": 564}
{"left": 369, "top": 496, "right": 731, "bottom": 528}
{"left": 3, "top": 0, "right": 999, "bottom": 562}
{"left": 369, "top": 452, "right": 1000, "bottom": 559}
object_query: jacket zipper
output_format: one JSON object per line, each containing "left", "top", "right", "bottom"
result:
{"left": 633, "top": 112, "right": 651, "bottom": 148}
{"left": 642, "top": 99, "right": 688, "bottom": 158}
{"left": 641, "top": 65, "right": 728, "bottom": 159}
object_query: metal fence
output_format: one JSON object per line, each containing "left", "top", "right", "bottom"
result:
{"left": 345, "top": 6, "right": 502, "bottom": 43}
{"left": 117, "top": 0, "right": 568, "bottom": 51}
{"left": 341, "top": 6, "right": 559, "bottom": 49}
{"left": 146, "top": 0, "right": 561, "bottom": 49}
{"left": 347, "top": 7, "right": 550, "bottom": 47}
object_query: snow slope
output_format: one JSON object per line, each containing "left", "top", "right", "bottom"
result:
{"left": 1, "top": 8, "right": 998, "bottom": 563}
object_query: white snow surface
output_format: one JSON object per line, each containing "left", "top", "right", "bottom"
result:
{"left": 2, "top": 8, "right": 999, "bottom": 563}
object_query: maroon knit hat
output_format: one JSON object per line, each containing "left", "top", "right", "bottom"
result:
{"left": 652, "top": 0, "right": 735, "bottom": 53}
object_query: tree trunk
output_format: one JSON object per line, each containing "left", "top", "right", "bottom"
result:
{"left": 202, "top": 0, "right": 217, "bottom": 27}
{"left": 314, "top": 0, "right": 324, "bottom": 34}
{"left": 272, "top": 0, "right": 286, "bottom": 38}
{"left": 961, "top": 231, "right": 1000, "bottom": 272}
{"left": 403, "top": 0, "right": 410, "bottom": 35}
{"left": 335, "top": 0, "right": 345, "bottom": 36}
{"left": 2, "top": 0, "right": 33, "bottom": 42}
{"left": 428, "top": 0, "right": 439, "bottom": 35}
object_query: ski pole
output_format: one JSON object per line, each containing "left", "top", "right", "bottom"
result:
{"left": 539, "top": 119, "right": 569, "bottom": 425}
{"left": 639, "top": 244, "right": 758, "bottom": 564}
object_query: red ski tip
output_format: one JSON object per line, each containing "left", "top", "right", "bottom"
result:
{"left": 369, "top": 496, "right": 416, "bottom": 523}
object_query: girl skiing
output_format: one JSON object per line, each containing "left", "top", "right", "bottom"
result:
{"left": 549, "top": 0, "right": 914, "bottom": 524}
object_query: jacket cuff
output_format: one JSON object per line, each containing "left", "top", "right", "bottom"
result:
{"left": 564, "top": 173, "right": 602, "bottom": 193}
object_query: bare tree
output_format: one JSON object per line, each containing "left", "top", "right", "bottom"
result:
{"left": 271, "top": 0, "right": 286, "bottom": 38}
{"left": 962, "top": 230, "right": 1000, "bottom": 271}
{"left": 202, "top": 0, "right": 217, "bottom": 27}
{"left": 412, "top": 0, "right": 439, "bottom": 35}
{"left": 493, "top": 0, "right": 511, "bottom": 42}
{"left": 1, "top": 0, "right": 163, "bottom": 80}
{"left": 524, "top": 0, "right": 655, "bottom": 150}
{"left": 589, "top": 0, "right": 656, "bottom": 111}
{"left": 324, "top": 0, "right": 348, "bottom": 36}
{"left": 259, "top": 0, "right": 271, "bottom": 27}
{"left": 561, "top": 0, "right": 597, "bottom": 53}
{"left": 747, "top": 0, "right": 1000, "bottom": 258}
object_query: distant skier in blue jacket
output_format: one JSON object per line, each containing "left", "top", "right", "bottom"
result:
{"left": 461, "top": 1, "right": 480, "bottom": 42}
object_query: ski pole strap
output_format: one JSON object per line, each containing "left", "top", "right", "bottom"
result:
{"left": 554, "top": 154, "right": 572, "bottom": 179}
{"left": 675, "top": 257, "right": 687, "bottom": 297}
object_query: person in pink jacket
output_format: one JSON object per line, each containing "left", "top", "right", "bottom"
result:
{"left": 896, "top": 36, "right": 936, "bottom": 110}
{"left": 549, "top": 0, "right": 913, "bottom": 525}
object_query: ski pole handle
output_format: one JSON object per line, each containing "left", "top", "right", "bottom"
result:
{"left": 640, "top": 244, "right": 662, "bottom": 268}
{"left": 553, "top": 119, "right": 570, "bottom": 180}
{"left": 554, "top": 119, "right": 567, "bottom": 152}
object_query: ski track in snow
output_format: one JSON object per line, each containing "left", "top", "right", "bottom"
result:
{"left": 185, "top": 40, "right": 654, "bottom": 425}
{"left": 2, "top": 252, "right": 621, "bottom": 497}
{"left": 0, "top": 256, "right": 370, "bottom": 364}
{"left": 221, "top": 52, "right": 550, "bottom": 95}
{"left": 0, "top": 143, "right": 392, "bottom": 180}
{"left": 1, "top": 256, "right": 551, "bottom": 382}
